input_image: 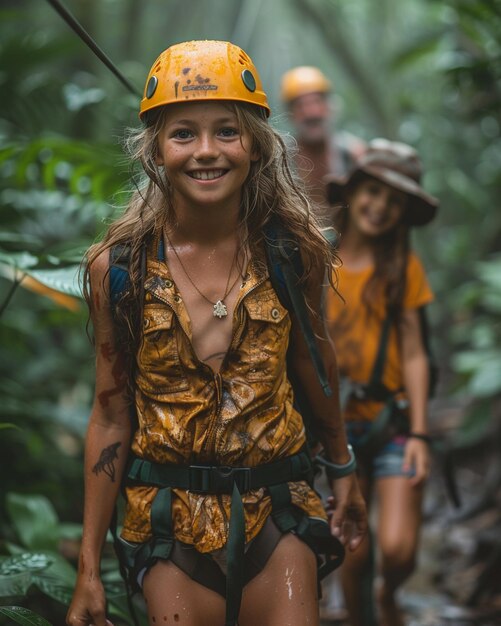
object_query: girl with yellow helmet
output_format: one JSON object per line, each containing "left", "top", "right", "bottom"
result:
{"left": 66, "top": 40, "right": 366, "bottom": 626}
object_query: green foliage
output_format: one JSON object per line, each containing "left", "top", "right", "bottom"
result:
{"left": 0, "top": 607, "right": 52, "bottom": 626}
{"left": 0, "top": 493, "right": 144, "bottom": 625}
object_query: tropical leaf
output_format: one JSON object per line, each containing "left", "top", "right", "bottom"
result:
{"left": 0, "top": 263, "right": 83, "bottom": 310}
{"left": 0, "top": 233, "right": 43, "bottom": 248}
{"left": 26, "top": 266, "right": 82, "bottom": 299}
{"left": 0, "top": 571, "right": 32, "bottom": 599}
{"left": 0, "top": 252, "right": 37, "bottom": 270}
{"left": 0, "top": 554, "right": 51, "bottom": 576}
{"left": 32, "top": 574, "right": 74, "bottom": 606}
{"left": 5, "top": 494, "right": 59, "bottom": 551}
{"left": 0, "top": 553, "right": 51, "bottom": 600}
{"left": 0, "top": 606, "right": 52, "bottom": 626}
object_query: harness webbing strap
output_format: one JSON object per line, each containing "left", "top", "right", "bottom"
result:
{"left": 150, "top": 487, "right": 174, "bottom": 562}
{"left": 132, "top": 451, "right": 312, "bottom": 626}
{"left": 269, "top": 483, "right": 297, "bottom": 533}
{"left": 366, "top": 312, "right": 394, "bottom": 396}
{"left": 128, "top": 450, "right": 313, "bottom": 492}
{"left": 226, "top": 482, "right": 245, "bottom": 626}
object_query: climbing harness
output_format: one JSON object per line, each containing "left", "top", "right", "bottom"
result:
{"left": 117, "top": 449, "right": 345, "bottom": 626}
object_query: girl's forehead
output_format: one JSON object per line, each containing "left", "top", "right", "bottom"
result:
{"left": 162, "top": 100, "right": 237, "bottom": 123}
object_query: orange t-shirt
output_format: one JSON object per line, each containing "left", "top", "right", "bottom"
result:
{"left": 326, "top": 253, "right": 433, "bottom": 422}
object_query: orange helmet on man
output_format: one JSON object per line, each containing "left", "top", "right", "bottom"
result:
{"left": 280, "top": 66, "right": 331, "bottom": 104}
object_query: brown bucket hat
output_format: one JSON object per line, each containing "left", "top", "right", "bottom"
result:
{"left": 325, "top": 138, "right": 439, "bottom": 226}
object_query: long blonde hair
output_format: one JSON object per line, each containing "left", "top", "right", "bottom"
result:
{"left": 84, "top": 102, "right": 339, "bottom": 386}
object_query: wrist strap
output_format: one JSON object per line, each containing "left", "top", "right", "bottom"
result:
{"left": 315, "top": 445, "right": 357, "bottom": 479}
{"left": 408, "top": 432, "right": 432, "bottom": 445}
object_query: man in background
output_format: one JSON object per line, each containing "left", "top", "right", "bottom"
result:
{"left": 281, "top": 66, "right": 366, "bottom": 224}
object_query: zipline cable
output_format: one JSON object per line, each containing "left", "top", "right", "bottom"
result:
{"left": 45, "top": 0, "right": 141, "bottom": 98}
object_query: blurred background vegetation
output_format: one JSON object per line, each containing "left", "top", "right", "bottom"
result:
{"left": 0, "top": 0, "right": 500, "bottom": 623}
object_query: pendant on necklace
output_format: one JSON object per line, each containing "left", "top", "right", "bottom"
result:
{"left": 213, "top": 300, "right": 228, "bottom": 319}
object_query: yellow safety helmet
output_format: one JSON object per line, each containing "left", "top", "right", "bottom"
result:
{"left": 140, "top": 40, "right": 270, "bottom": 120}
{"left": 280, "top": 66, "right": 331, "bottom": 103}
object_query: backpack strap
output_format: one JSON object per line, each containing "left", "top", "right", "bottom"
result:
{"left": 418, "top": 305, "right": 439, "bottom": 397}
{"left": 363, "top": 311, "right": 397, "bottom": 401}
{"left": 363, "top": 304, "right": 437, "bottom": 400}
{"left": 263, "top": 220, "right": 332, "bottom": 398}
{"left": 109, "top": 244, "right": 132, "bottom": 306}
{"left": 109, "top": 237, "right": 164, "bottom": 307}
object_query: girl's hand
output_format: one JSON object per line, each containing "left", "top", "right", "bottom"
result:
{"left": 326, "top": 474, "right": 368, "bottom": 552}
{"left": 403, "top": 437, "right": 430, "bottom": 487}
{"left": 66, "top": 574, "right": 114, "bottom": 626}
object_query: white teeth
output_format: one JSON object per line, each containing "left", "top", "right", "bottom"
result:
{"left": 190, "top": 170, "right": 225, "bottom": 180}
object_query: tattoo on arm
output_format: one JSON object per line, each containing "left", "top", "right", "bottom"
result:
{"left": 92, "top": 442, "right": 122, "bottom": 482}
{"left": 100, "top": 341, "right": 115, "bottom": 362}
{"left": 97, "top": 351, "right": 127, "bottom": 408}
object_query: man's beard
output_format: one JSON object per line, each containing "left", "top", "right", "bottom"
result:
{"left": 297, "top": 118, "right": 329, "bottom": 145}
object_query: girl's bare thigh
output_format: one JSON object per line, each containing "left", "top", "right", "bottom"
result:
{"left": 240, "top": 532, "right": 319, "bottom": 626}
{"left": 142, "top": 560, "right": 225, "bottom": 626}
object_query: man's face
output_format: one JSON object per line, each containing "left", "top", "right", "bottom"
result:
{"left": 289, "top": 92, "right": 331, "bottom": 145}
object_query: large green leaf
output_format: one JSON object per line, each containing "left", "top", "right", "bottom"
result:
{"left": 0, "top": 554, "right": 52, "bottom": 576}
{"left": 0, "top": 550, "right": 76, "bottom": 606}
{"left": 24, "top": 266, "right": 83, "bottom": 299}
{"left": 5, "top": 494, "right": 59, "bottom": 551}
{"left": 0, "top": 553, "right": 51, "bottom": 599}
{"left": 0, "top": 572, "right": 32, "bottom": 599}
{"left": 32, "top": 575, "right": 73, "bottom": 606}
{"left": 0, "top": 253, "right": 37, "bottom": 271}
{"left": 0, "top": 606, "right": 52, "bottom": 626}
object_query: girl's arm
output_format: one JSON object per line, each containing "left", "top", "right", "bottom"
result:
{"left": 400, "top": 307, "right": 431, "bottom": 487}
{"left": 67, "top": 251, "right": 132, "bottom": 626}
{"left": 288, "top": 265, "right": 367, "bottom": 551}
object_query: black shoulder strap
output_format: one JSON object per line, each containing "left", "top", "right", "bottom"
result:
{"left": 418, "top": 305, "right": 438, "bottom": 397}
{"left": 365, "top": 304, "right": 437, "bottom": 400}
{"left": 264, "top": 220, "right": 332, "bottom": 398}
{"left": 365, "top": 311, "right": 395, "bottom": 399}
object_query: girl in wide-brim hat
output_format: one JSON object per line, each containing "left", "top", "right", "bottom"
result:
{"left": 325, "top": 138, "right": 439, "bottom": 626}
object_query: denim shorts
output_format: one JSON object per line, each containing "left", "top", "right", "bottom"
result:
{"left": 346, "top": 422, "right": 414, "bottom": 479}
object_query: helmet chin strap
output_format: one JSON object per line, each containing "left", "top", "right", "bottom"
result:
{"left": 44, "top": 0, "right": 141, "bottom": 98}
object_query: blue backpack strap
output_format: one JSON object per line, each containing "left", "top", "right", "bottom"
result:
{"left": 109, "top": 237, "right": 164, "bottom": 307}
{"left": 264, "top": 219, "right": 332, "bottom": 397}
{"left": 109, "top": 244, "right": 132, "bottom": 306}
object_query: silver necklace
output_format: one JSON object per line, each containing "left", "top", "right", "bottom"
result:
{"left": 164, "top": 231, "right": 241, "bottom": 319}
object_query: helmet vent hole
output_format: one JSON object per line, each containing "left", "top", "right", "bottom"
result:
{"left": 239, "top": 52, "right": 250, "bottom": 65}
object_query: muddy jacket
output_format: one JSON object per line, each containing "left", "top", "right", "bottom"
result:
{"left": 121, "top": 238, "right": 326, "bottom": 552}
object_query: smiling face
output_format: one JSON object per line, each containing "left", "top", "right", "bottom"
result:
{"left": 347, "top": 177, "right": 408, "bottom": 238}
{"left": 155, "top": 101, "right": 257, "bottom": 215}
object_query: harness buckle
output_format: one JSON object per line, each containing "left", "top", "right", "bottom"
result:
{"left": 188, "top": 465, "right": 252, "bottom": 494}
{"left": 212, "top": 466, "right": 252, "bottom": 493}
